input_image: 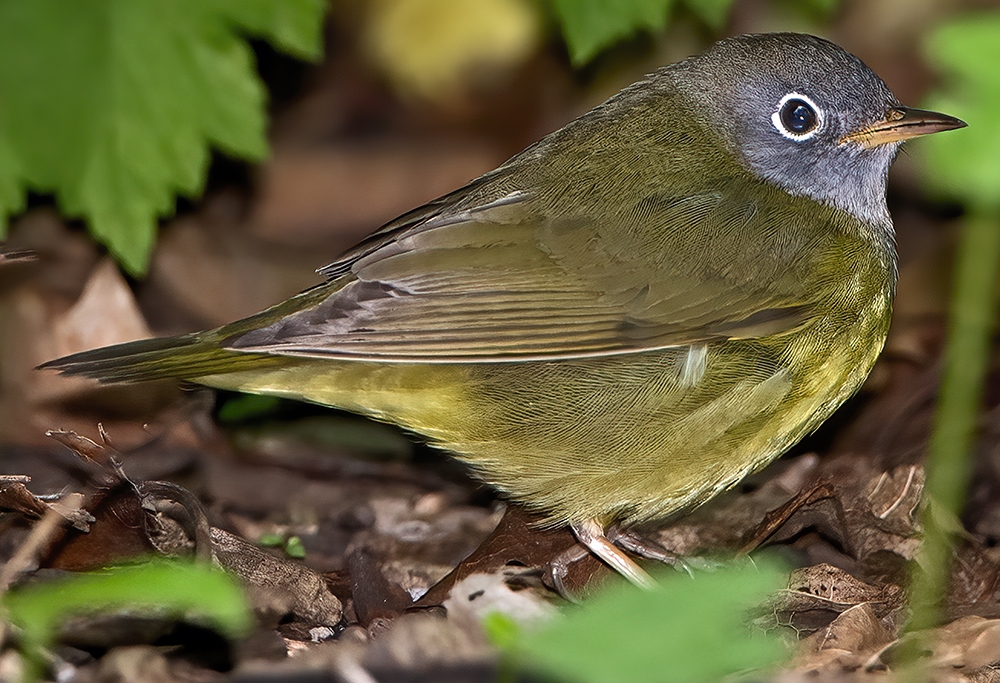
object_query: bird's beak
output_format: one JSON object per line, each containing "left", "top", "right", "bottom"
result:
{"left": 841, "top": 106, "right": 966, "bottom": 148}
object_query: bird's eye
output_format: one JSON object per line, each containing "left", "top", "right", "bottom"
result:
{"left": 771, "top": 93, "right": 823, "bottom": 141}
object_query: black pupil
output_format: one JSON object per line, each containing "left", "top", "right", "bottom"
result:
{"left": 781, "top": 99, "right": 816, "bottom": 134}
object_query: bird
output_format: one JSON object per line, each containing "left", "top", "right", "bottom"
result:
{"left": 43, "top": 33, "right": 965, "bottom": 588}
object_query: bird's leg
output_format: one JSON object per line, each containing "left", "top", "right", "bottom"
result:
{"left": 570, "top": 519, "right": 656, "bottom": 590}
{"left": 607, "top": 525, "right": 674, "bottom": 561}
{"left": 548, "top": 543, "right": 590, "bottom": 603}
{"left": 606, "top": 525, "right": 693, "bottom": 578}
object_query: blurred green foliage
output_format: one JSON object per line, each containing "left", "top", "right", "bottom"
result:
{"left": 548, "top": 0, "right": 679, "bottom": 65}
{"left": 0, "top": 0, "right": 324, "bottom": 275}
{"left": 217, "top": 393, "right": 285, "bottom": 422}
{"left": 258, "top": 532, "right": 286, "bottom": 547}
{"left": 284, "top": 535, "right": 307, "bottom": 558}
{"left": 545, "top": 0, "right": 837, "bottom": 65}
{"left": 492, "top": 560, "right": 788, "bottom": 683}
{"left": 905, "top": 11, "right": 1000, "bottom": 646}
{"left": 258, "top": 531, "right": 307, "bottom": 558}
{"left": 3, "top": 560, "right": 251, "bottom": 681}
{"left": 921, "top": 14, "right": 1000, "bottom": 211}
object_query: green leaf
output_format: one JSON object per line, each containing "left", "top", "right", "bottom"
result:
{"left": 258, "top": 532, "right": 285, "bottom": 547}
{"left": 920, "top": 13, "right": 1000, "bottom": 211}
{"left": 0, "top": 133, "right": 24, "bottom": 239}
{"left": 508, "top": 560, "right": 787, "bottom": 683}
{"left": 232, "top": 414, "right": 414, "bottom": 461}
{"left": 548, "top": 0, "right": 674, "bottom": 65}
{"left": 284, "top": 535, "right": 307, "bottom": 558}
{"left": 797, "top": 0, "right": 840, "bottom": 17}
{"left": 208, "top": 0, "right": 324, "bottom": 61}
{"left": 3, "top": 560, "right": 252, "bottom": 680}
{"left": 483, "top": 611, "right": 522, "bottom": 650}
{"left": 683, "top": 0, "right": 735, "bottom": 29}
{"left": 0, "top": 0, "right": 324, "bottom": 275}
{"left": 218, "top": 393, "right": 285, "bottom": 423}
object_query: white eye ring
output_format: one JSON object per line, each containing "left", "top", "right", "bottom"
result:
{"left": 771, "top": 92, "right": 824, "bottom": 141}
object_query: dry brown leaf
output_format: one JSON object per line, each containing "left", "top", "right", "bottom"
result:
{"left": 0, "top": 476, "right": 49, "bottom": 519}
{"left": 803, "top": 603, "right": 892, "bottom": 655}
{"left": 788, "top": 563, "right": 904, "bottom": 614}
{"left": 212, "top": 527, "right": 343, "bottom": 628}
{"left": 930, "top": 616, "right": 1000, "bottom": 670}
{"left": 50, "top": 257, "right": 151, "bottom": 362}
{"left": 767, "top": 563, "right": 904, "bottom": 639}
{"left": 31, "top": 257, "right": 152, "bottom": 409}
{"left": 416, "top": 505, "right": 607, "bottom": 608}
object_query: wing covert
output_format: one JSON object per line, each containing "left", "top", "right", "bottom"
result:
{"left": 227, "top": 181, "right": 824, "bottom": 362}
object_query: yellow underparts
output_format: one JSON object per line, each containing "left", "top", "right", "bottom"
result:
{"left": 199, "top": 297, "right": 889, "bottom": 527}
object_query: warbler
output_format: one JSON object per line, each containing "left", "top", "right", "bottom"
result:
{"left": 44, "top": 33, "right": 964, "bottom": 587}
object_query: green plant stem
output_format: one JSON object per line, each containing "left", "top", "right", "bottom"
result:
{"left": 906, "top": 209, "right": 1000, "bottom": 637}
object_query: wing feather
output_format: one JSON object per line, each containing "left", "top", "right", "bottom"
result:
{"left": 227, "top": 181, "right": 822, "bottom": 363}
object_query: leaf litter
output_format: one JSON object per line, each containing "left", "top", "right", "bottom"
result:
{"left": 5, "top": 253, "right": 1000, "bottom": 682}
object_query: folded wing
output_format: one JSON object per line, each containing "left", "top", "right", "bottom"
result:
{"left": 226, "top": 182, "right": 820, "bottom": 363}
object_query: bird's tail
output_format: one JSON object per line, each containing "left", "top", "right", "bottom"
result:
{"left": 38, "top": 334, "right": 282, "bottom": 384}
